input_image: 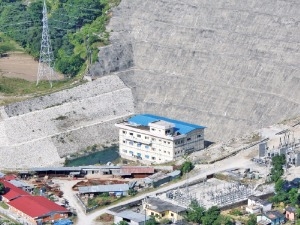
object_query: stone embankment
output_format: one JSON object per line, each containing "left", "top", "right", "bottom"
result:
{"left": 90, "top": 0, "right": 300, "bottom": 142}
{"left": 0, "top": 76, "right": 134, "bottom": 169}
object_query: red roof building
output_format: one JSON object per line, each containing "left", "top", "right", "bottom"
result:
{"left": 0, "top": 180, "right": 29, "bottom": 202}
{"left": 0, "top": 178, "right": 70, "bottom": 224}
{"left": 7, "top": 196, "right": 70, "bottom": 224}
{"left": 120, "top": 166, "right": 155, "bottom": 178}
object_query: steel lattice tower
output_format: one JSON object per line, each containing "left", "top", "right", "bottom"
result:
{"left": 36, "top": 0, "right": 55, "bottom": 87}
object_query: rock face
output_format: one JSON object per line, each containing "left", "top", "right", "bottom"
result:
{"left": 0, "top": 76, "right": 134, "bottom": 169}
{"left": 90, "top": 0, "right": 300, "bottom": 141}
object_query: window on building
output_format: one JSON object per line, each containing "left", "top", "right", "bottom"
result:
{"left": 197, "top": 134, "right": 202, "bottom": 138}
{"left": 151, "top": 128, "right": 155, "bottom": 131}
{"left": 129, "top": 132, "right": 133, "bottom": 135}
{"left": 145, "top": 145, "right": 149, "bottom": 149}
{"left": 137, "top": 134, "right": 141, "bottom": 138}
{"left": 168, "top": 142, "right": 170, "bottom": 144}
{"left": 164, "top": 141, "right": 166, "bottom": 143}
{"left": 164, "top": 151, "right": 166, "bottom": 153}
{"left": 187, "top": 138, "right": 191, "bottom": 141}
{"left": 152, "top": 157, "right": 156, "bottom": 160}
{"left": 137, "top": 143, "right": 141, "bottom": 147}
{"left": 129, "top": 141, "right": 133, "bottom": 145}
{"left": 122, "top": 130, "right": 126, "bottom": 134}
{"left": 171, "top": 213, "right": 174, "bottom": 217}
{"left": 161, "top": 213, "right": 165, "bottom": 217}
{"left": 151, "top": 212, "right": 154, "bottom": 216}
{"left": 152, "top": 148, "right": 156, "bottom": 151}
{"left": 129, "top": 151, "right": 133, "bottom": 155}
{"left": 145, "top": 155, "right": 149, "bottom": 159}
{"left": 168, "top": 151, "right": 170, "bottom": 154}
{"left": 123, "top": 150, "right": 127, "bottom": 153}
{"left": 152, "top": 138, "right": 156, "bottom": 141}
{"left": 123, "top": 140, "right": 126, "bottom": 143}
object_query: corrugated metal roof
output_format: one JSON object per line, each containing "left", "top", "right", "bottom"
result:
{"left": 9, "top": 179, "right": 32, "bottom": 188}
{"left": 116, "top": 210, "right": 149, "bottom": 223}
{"left": 120, "top": 166, "right": 155, "bottom": 174}
{"left": 7, "top": 196, "right": 69, "bottom": 218}
{"left": 167, "top": 170, "right": 181, "bottom": 177}
{"left": 128, "top": 114, "right": 205, "bottom": 134}
{"left": 78, "top": 184, "right": 129, "bottom": 194}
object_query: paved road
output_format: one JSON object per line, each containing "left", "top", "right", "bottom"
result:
{"left": 55, "top": 149, "right": 258, "bottom": 225}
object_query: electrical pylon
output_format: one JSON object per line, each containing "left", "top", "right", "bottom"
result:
{"left": 36, "top": 0, "right": 55, "bottom": 88}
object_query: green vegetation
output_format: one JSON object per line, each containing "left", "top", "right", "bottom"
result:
{"left": 0, "top": 75, "right": 84, "bottom": 97}
{"left": 180, "top": 161, "right": 194, "bottom": 174}
{"left": 185, "top": 200, "right": 234, "bottom": 225}
{"left": 0, "top": 201, "right": 9, "bottom": 209}
{"left": 0, "top": 0, "right": 120, "bottom": 78}
{"left": 246, "top": 214, "right": 257, "bottom": 225}
{"left": 0, "top": 182, "right": 5, "bottom": 194}
{"left": 271, "top": 178, "right": 300, "bottom": 206}
{"left": 114, "top": 221, "right": 128, "bottom": 225}
{"left": 270, "top": 154, "right": 285, "bottom": 182}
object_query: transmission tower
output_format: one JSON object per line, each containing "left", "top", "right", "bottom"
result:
{"left": 36, "top": 0, "right": 55, "bottom": 87}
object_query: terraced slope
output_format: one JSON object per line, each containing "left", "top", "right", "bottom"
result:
{"left": 90, "top": 0, "right": 300, "bottom": 141}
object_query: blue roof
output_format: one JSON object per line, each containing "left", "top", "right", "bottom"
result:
{"left": 53, "top": 219, "right": 73, "bottom": 225}
{"left": 128, "top": 114, "right": 205, "bottom": 135}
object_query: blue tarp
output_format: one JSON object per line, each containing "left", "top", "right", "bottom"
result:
{"left": 53, "top": 219, "right": 73, "bottom": 225}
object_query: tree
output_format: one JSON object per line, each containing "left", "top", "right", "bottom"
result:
{"left": 185, "top": 199, "right": 206, "bottom": 223}
{"left": 246, "top": 214, "right": 257, "bottom": 225}
{"left": 145, "top": 216, "right": 158, "bottom": 225}
{"left": 180, "top": 161, "right": 194, "bottom": 174}
{"left": 202, "top": 206, "right": 221, "bottom": 225}
{"left": 275, "top": 178, "right": 284, "bottom": 193}
{"left": 0, "top": 182, "right": 5, "bottom": 195}
{"left": 270, "top": 155, "right": 285, "bottom": 182}
{"left": 213, "top": 215, "right": 234, "bottom": 225}
{"left": 0, "top": 44, "right": 11, "bottom": 57}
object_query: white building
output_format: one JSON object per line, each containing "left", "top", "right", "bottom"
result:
{"left": 246, "top": 195, "right": 272, "bottom": 214}
{"left": 115, "top": 114, "right": 205, "bottom": 163}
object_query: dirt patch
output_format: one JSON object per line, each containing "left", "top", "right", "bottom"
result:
{"left": 72, "top": 179, "right": 128, "bottom": 191}
{"left": 0, "top": 52, "right": 63, "bottom": 81}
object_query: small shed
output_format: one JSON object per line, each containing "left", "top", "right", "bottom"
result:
{"left": 114, "top": 210, "right": 149, "bottom": 225}
{"left": 285, "top": 206, "right": 296, "bottom": 221}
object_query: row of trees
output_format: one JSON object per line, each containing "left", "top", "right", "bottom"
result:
{"left": 185, "top": 200, "right": 233, "bottom": 225}
{"left": 270, "top": 154, "right": 285, "bottom": 182}
{"left": 0, "top": 0, "right": 117, "bottom": 77}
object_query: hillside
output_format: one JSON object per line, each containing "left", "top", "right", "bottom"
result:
{"left": 0, "top": 0, "right": 299, "bottom": 169}
{"left": 90, "top": 0, "right": 300, "bottom": 142}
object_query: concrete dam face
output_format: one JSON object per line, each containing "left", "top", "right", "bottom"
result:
{"left": 0, "top": 0, "right": 299, "bottom": 169}
{"left": 90, "top": 0, "right": 300, "bottom": 142}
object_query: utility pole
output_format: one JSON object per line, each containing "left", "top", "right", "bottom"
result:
{"left": 36, "top": 0, "right": 55, "bottom": 88}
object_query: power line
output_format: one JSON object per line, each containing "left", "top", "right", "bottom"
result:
{"left": 36, "top": 0, "right": 55, "bottom": 88}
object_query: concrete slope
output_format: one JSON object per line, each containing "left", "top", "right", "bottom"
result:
{"left": 0, "top": 76, "right": 134, "bottom": 169}
{"left": 90, "top": 0, "right": 300, "bottom": 141}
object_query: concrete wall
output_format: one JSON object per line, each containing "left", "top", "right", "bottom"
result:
{"left": 0, "top": 76, "right": 135, "bottom": 169}
{"left": 89, "top": 0, "right": 300, "bottom": 142}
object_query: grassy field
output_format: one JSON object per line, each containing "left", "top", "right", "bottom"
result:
{"left": 0, "top": 75, "right": 86, "bottom": 106}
